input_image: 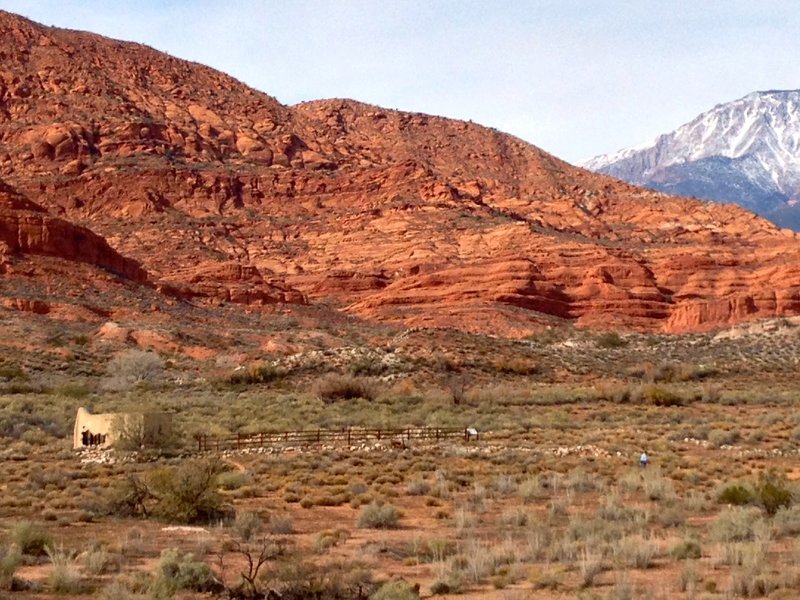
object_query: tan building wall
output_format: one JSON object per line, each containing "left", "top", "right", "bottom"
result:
{"left": 73, "top": 407, "right": 172, "bottom": 449}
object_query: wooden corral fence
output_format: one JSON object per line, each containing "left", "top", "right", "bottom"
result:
{"left": 194, "top": 426, "right": 477, "bottom": 452}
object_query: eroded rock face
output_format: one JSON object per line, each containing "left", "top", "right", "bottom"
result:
{"left": 2, "top": 10, "right": 800, "bottom": 335}
{"left": 157, "top": 261, "right": 307, "bottom": 306}
{"left": 0, "top": 180, "right": 147, "bottom": 282}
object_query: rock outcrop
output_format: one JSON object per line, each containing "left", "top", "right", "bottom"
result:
{"left": 1, "top": 10, "right": 800, "bottom": 336}
{"left": 0, "top": 179, "right": 147, "bottom": 282}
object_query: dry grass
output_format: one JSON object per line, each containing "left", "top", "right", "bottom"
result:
{"left": 3, "top": 321, "right": 800, "bottom": 597}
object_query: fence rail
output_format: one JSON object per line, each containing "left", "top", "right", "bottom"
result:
{"left": 194, "top": 427, "right": 476, "bottom": 452}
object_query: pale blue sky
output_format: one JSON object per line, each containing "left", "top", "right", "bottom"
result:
{"left": 2, "top": 1, "right": 798, "bottom": 163}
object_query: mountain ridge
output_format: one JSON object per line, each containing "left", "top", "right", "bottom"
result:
{"left": 584, "top": 89, "right": 800, "bottom": 229}
{"left": 2, "top": 10, "right": 800, "bottom": 340}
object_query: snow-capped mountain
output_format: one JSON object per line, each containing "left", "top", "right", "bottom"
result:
{"left": 583, "top": 90, "right": 800, "bottom": 229}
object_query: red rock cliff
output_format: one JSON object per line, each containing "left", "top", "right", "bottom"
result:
{"left": 1, "top": 10, "right": 800, "bottom": 335}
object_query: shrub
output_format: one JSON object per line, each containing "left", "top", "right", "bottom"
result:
{"left": 313, "top": 374, "right": 378, "bottom": 402}
{"left": 233, "top": 512, "right": 262, "bottom": 542}
{"left": 147, "top": 459, "right": 228, "bottom": 524}
{"left": 156, "top": 548, "right": 217, "bottom": 593}
{"left": 95, "top": 580, "right": 146, "bottom": 600}
{"left": 406, "top": 479, "right": 431, "bottom": 496}
{"left": 678, "top": 561, "right": 698, "bottom": 593}
{"left": 269, "top": 514, "right": 294, "bottom": 535}
{"left": 612, "top": 535, "right": 656, "bottom": 569}
{"left": 227, "top": 362, "right": 284, "bottom": 385}
{"left": 10, "top": 521, "right": 52, "bottom": 557}
{"left": 0, "top": 362, "right": 26, "bottom": 381}
{"left": 46, "top": 544, "right": 83, "bottom": 594}
{"left": 518, "top": 477, "right": 546, "bottom": 502}
{"left": 56, "top": 382, "right": 92, "bottom": 399}
{"left": 217, "top": 471, "right": 249, "bottom": 491}
{"left": 670, "top": 540, "right": 702, "bottom": 560}
{"left": 348, "top": 355, "right": 387, "bottom": 377}
{"left": 718, "top": 484, "right": 755, "bottom": 506}
{"left": 0, "top": 544, "right": 21, "bottom": 591}
{"left": 430, "top": 575, "right": 462, "bottom": 595}
{"left": 108, "top": 459, "right": 228, "bottom": 524}
{"left": 105, "top": 350, "right": 165, "bottom": 390}
{"left": 371, "top": 580, "right": 420, "bottom": 600}
{"left": 754, "top": 471, "right": 793, "bottom": 516}
{"left": 596, "top": 332, "right": 627, "bottom": 348}
{"left": 716, "top": 473, "right": 793, "bottom": 516}
{"left": 772, "top": 505, "right": 800, "bottom": 537}
{"left": 358, "top": 502, "right": 400, "bottom": 529}
{"left": 579, "top": 546, "right": 603, "bottom": 587}
{"left": 640, "top": 468, "right": 676, "bottom": 501}
{"left": 83, "top": 545, "right": 117, "bottom": 576}
{"left": 711, "top": 507, "right": 763, "bottom": 542}
{"left": 107, "top": 475, "right": 151, "bottom": 518}
{"left": 266, "top": 560, "right": 375, "bottom": 599}
{"left": 314, "top": 529, "right": 350, "bottom": 554}
{"left": 708, "top": 428, "right": 739, "bottom": 448}
{"left": 640, "top": 384, "right": 685, "bottom": 406}
{"left": 492, "top": 358, "right": 538, "bottom": 375}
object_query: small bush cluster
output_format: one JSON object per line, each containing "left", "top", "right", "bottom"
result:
{"left": 0, "top": 362, "right": 26, "bottom": 381}
{"left": 492, "top": 358, "right": 538, "bottom": 375}
{"left": 227, "top": 362, "right": 284, "bottom": 385}
{"left": 233, "top": 511, "right": 262, "bottom": 542}
{"left": 670, "top": 540, "right": 702, "bottom": 560}
{"left": 372, "top": 579, "right": 421, "bottom": 600}
{"left": 348, "top": 355, "right": 388, "bottom": 377}
{"left": 358, "top": 501, "right": 400, "bottom": 529}
{"left": 717, "top": 472, "right": 793, "bottom": 516}
{"left": 263, "top": 560, "right": 375, "bottom": 599}
{"left": 755, "top": 471, "right": 793, "bottom": 516}
{"left": 10, "top": 521, "right": 52, "bottom": 557}
{"left": 636, "top": 384, "right": 686, "bottom": 406}
{"left": 0, "top": 544, "right": 21, "bottom": 591}
{"left": 104, "top": 349, "right": 165, "bottom": 390}
{"left": 313, "top": 374, "right": 378, "bottom": 402}
{"left": 155, "top": 548, "right": 218, "bottom": 594}
{"left": 108, "top": 459, "right": 229, "bottom": 524}
{"left": 46, "top": 544, "right": 83, "bottom": 594}
{"left": 595, "top": 332, "right": 627, "bottom": 348}
{"left": 314, "top": 529, "right": 350, "bottom": 554}
{"left": 718, "top": 484, "right": 755, "bottom": 506}
{"left": 638, "top": 361, "right": 718, "bottom": 383}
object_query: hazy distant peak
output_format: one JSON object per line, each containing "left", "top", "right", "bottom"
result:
{"left": 583, "top": 89, "right": 800, "bottom": 229}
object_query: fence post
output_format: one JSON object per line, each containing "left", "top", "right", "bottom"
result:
{"left": 317, "top": 429, "right": 321, "bottom": 443}
{"left": 347, "top": 429, "right": 351, "bottom": 445}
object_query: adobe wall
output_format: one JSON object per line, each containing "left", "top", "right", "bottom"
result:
{"left": 73, "top": 406, "right": 172, "bottom": 449}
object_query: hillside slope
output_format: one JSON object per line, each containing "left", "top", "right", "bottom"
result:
{"left": 2, "top": 11, "right": 800, "bottom": 336}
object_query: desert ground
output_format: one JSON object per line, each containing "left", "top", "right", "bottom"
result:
{"left": 2, "top": 315, "right": 800, "bottom": 599}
